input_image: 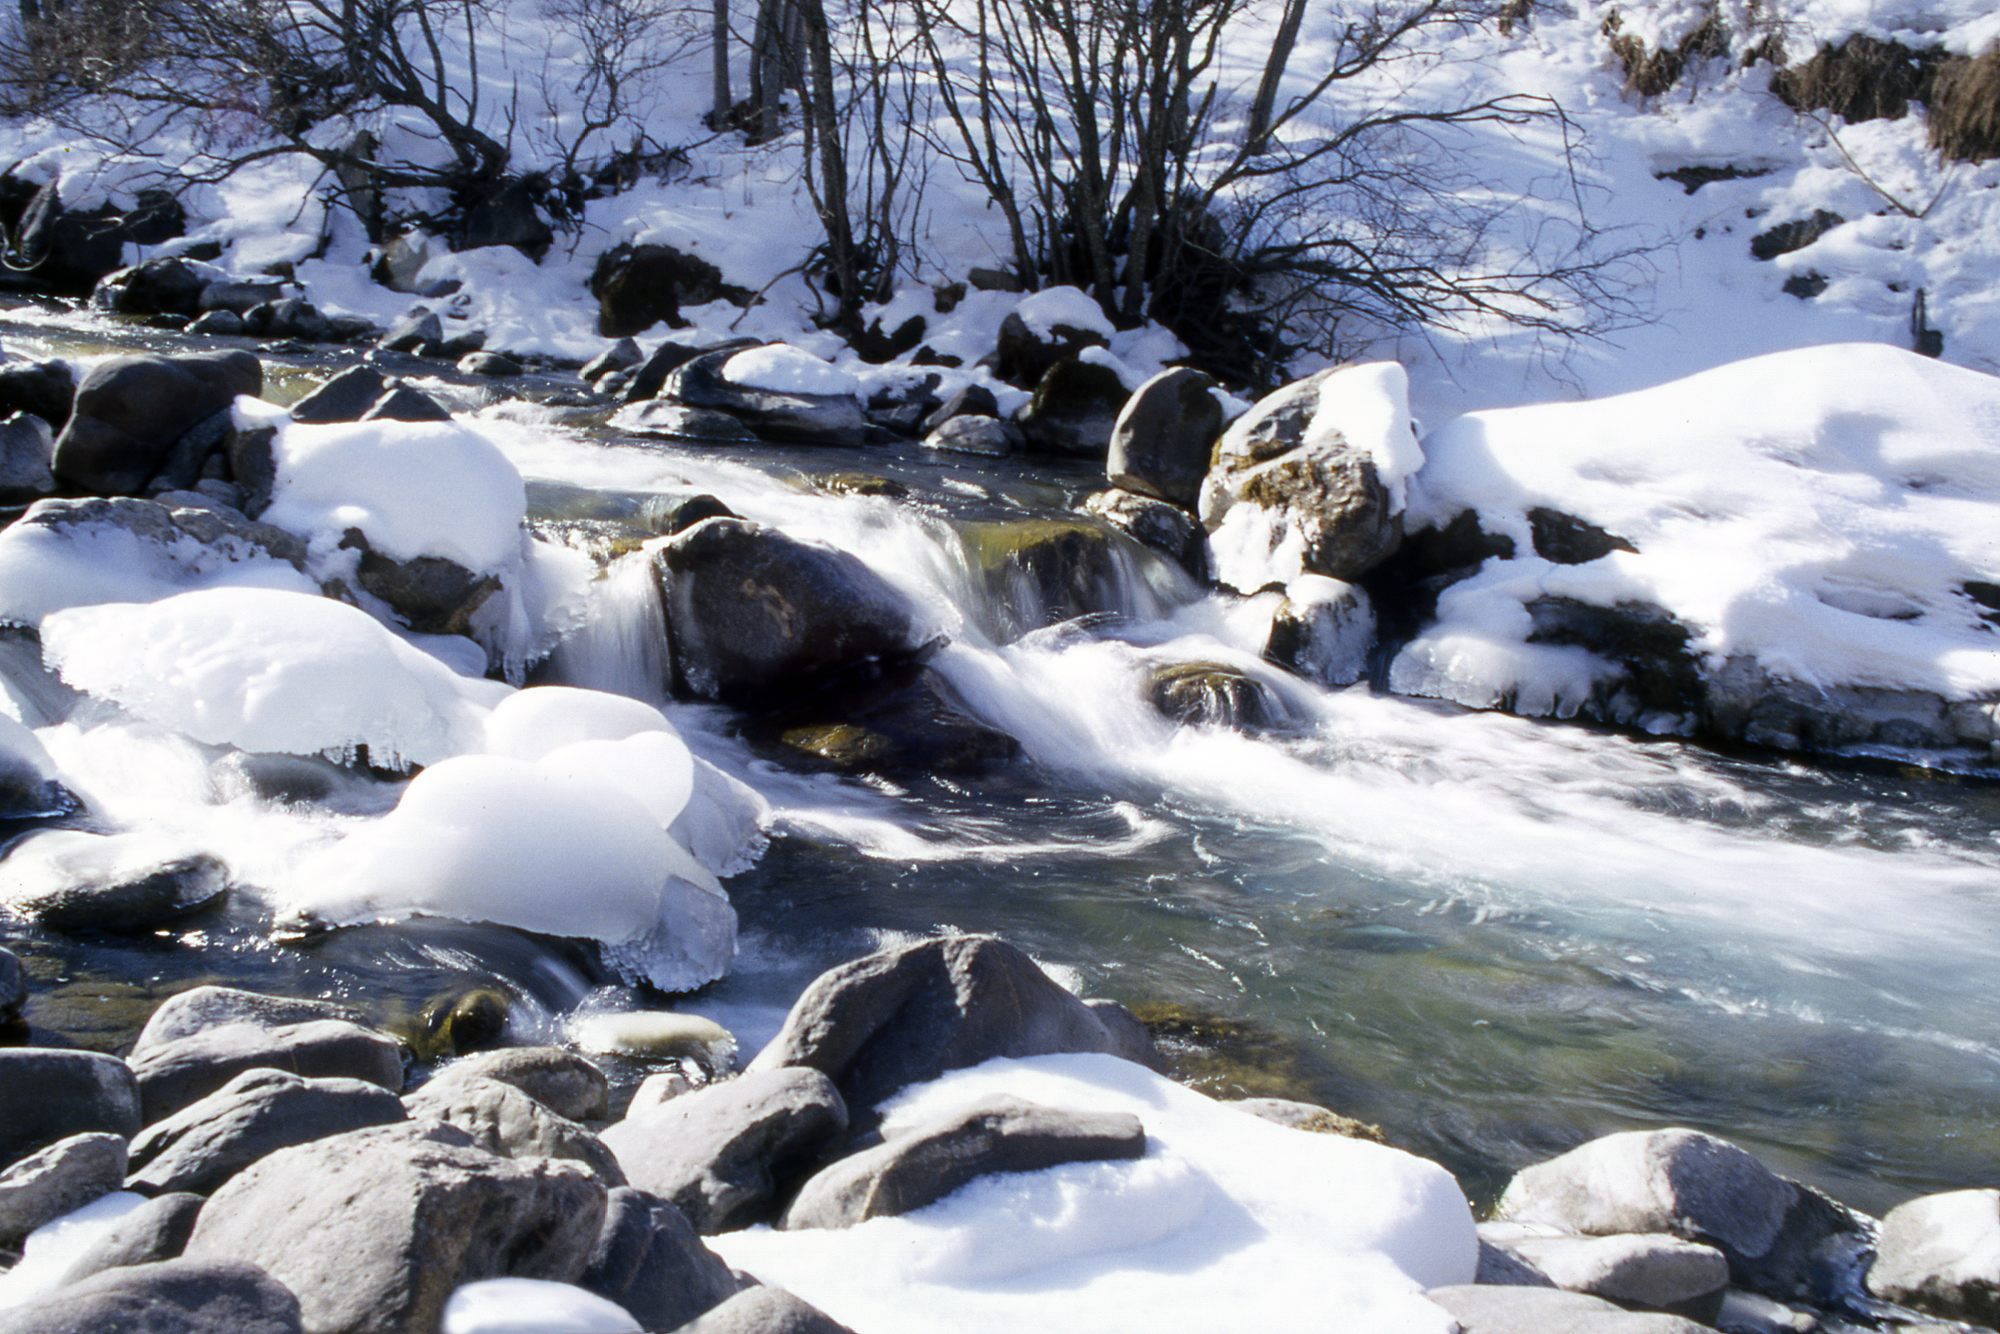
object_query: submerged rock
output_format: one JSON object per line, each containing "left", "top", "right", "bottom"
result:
{"left": 1266, "top": 574, "right": 1373, "bottom": 688}
{"left": 764, "top": 660, "right": 1020, "bottom": 777}
{"left": 1146, "top": 660, "right": 1293, "bottom": 731}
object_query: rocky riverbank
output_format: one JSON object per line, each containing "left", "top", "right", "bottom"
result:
{"left": 6, "top": 933, "right": 2000, "bottom": 1334}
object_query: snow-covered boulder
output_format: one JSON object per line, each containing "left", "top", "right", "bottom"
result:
{"left": 658, "top": 346, "right": 867, "bottom": 445}
{"left": 995, "top": 287, "right": 1113, "bottom": 387}
{"left": 1199, "top": 362, "right": 1421, "bottom": 593}
{"left": 1388, "top": 344, "right": 2000, "bottom": 761}
{"left": 1265, "top": 574, "right": 1375, "bottom": 688}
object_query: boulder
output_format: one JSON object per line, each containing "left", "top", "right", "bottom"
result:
{"left": 289, "top": 367, "right": 388, "bottom": 425}
{"left": 623, "top": 339, "right": 726, "bottom": 403}
{"left": 0, "top": 411, "right": 55, "bottom": 507}
{"left": 673, "top": 1285, "right": 859, "bottom": 1334}
{"left": 611, "top": 400, "right": 764, "bottom": 446}
{"left": 747, "top": 935, "right": 1158, "bottom": 1124}
{"left": 958, "top": 516, "right": 1165, "bottom": 641}
{"left": 577, "top": 1187, "right": 741, "bottom": 1330}
{"left": 185, "top": 310, "right": 245, "bottom": 337}
{"left": 1199, "top": 364, "right": 1407, "bottom": 591}
{"left": 403, "top": 1076, "right": 624, "bottom": 1186}
{"left": 92, "top": 257, "right": 211, "bottom": 318}
{"left": 780, "top": 1096, "right": 1146, "bottom": 1230}
{"left": 3, "top": 830, "right": 229, "bottom": 933}
{"left": 591, "top": 243, "right": 749, "bottom": 337}
{"left": 419, "top": 1047, "right": 611, "bottom": 1123}
{"left": 0, "top": 946, "right": 23, "bottom": 1025}
{"left": 1494, "top": 1128, "right": 1865, "bottom": 1300}
{"left": 994, "top": 300, "right": 1109, "bottom": 387}
{"left": 0, "top": 359, "right": 76, "bottom": 430}
{"left": 1145, "top": 660, "right": 1292, "bottom": 732}
{"left": 764, "top": 660, "right": 1020, "bottom": 778}
{"left": 581, "top": 338, "right": 643, "bottom": 383}
{"left": 659, "top": 349, "right": 868, "bottom": 446}
{"left": 0, "top": 1049, "right": 142, "bottom": 1170}
{"left": 378, "top": 310, "right": 444, "bottom": 357}
{"left": 8, "top": 495, "right": 310, "bottom": 598}
{"left": 6, "top": 182, "right": 183, "bottom": 297}
{"left": 1424, "top": 1284, "right": 1716, "bottom": 1334}
{"left": 1866, "top": 1188, "right": 2000, "bottom": 1325}
{"left": 0, "top": 1258, "right": 303, "bottom": 1334}
{"left": 923, "top": 414, "right": 1021, "bottom": 457}
{"left": 1081, "top": 488, "right": 1204, "bottom": 578}
{"left": 0, "top": 1132, "right": 128, "bottom": 1249}
{"left": 1479, "top": 1227, "right": 1730, "bottom": 1312}
{"left": 652, "top": 517, "right": 921, "bottom": 706}
{"left": 1016, "top": 358, "right": 1127, "bottom": 457}
{"left": 199, "top": 280, "right": 290, "bottom": 316}
{"left": 130, "top": 1018, "right": 406, "bottom": 1124}
{"left": 185, "top": 1124, "right": 605, "bottom": 1334}
{"left": 456, "top": 177, "right": 554, "bottom": 259}
{"left": 1105, "top": 367, "right": 1223, "bottom": 507}
{"left": 131, "top": 986, "right": 369, "bottom": 1058}
{"left": 458, "top": 351, "right": 522, "bottom": 377}
{"left": 1265, "top": 575, "right": 1374, "bottom": 688}
{"left": 337, "top": 526, "right": 503, "bottom": 639}
{"left": 360, "top": 381, "right": 455, "bottom": 423}
{"left": 599, "top": 1067, "right": 848, "bottom": 1234}
{"left": 51, "top": 350, "right": 262, "bottom": 497}
{"left": 52, "top": 1191, "right": 204, "bottom": 1286}
{"left": 919, "top": 384, "right": 1000, "bottom": 434}
{"left": 126, "top": 1068, "right": 408, "bottom": 1196}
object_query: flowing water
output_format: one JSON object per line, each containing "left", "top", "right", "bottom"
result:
{"left": 8, "top": 314, "right": 2000, "bottom": 1218}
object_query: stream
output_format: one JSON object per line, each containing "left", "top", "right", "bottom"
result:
{"left": 7, "top": 309, "right": 2000, "bottom": 1219}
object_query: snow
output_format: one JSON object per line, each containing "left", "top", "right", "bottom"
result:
{"left": 0, "top": 1192, "right": 150, "bottom": 1311}
{"left": 40, "top": 587, "right": 504, "bottom": 769}
{"left": 442, "top": 1280, "right": 642, "bottom": 1334}
{"left": 723, "top": 345, "right": 861, "bottom": 399}
{"left": 1012, "top": 287, "right": 1116, "bottom": 342}
{"left": 1313, "top": 363, "right": 1424, "bottom": 503}
{"left": 710, "top": 1053, "right": 1476, "bottom": 1334}
{"left": 1391, "top": 343, "right": 2000, "bottom": 712}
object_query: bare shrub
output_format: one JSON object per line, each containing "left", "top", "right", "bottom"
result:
{"left": 1929, "top": 46, "right": 2000, "bottom": 163}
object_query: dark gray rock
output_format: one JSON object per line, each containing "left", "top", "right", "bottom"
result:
{"left": 420, "top": 1047, "right": 611, "bottom": 1122}
{"left": 652, "top": 517, "right": 920, "bottom": 706}
{"left": 581, "top": 338, "right": 643, "bottom": 383}
{"left": 1425, "top": 1284, "right": 1715, "bottom": 1334}
{"left": 205, "top": 752, "right": 366, "bottom": 808}
{"left": 1521, "top": 596, "right": 1706, "bottom": 731}
{"left": 457, "top": 351, "right": 521, "bottom": 377}
{"left": 3, "top": 830, "right": 229, "bottom": 934}
{"left": 131, "top": 987, "right": 368, "bottom": 1059}
{"left": 244, "top": 298, "right": 331, "bottom": 342}
{"left": 956, "top": 515, "right": 1162, "bottom": 640}
{"left": 1199, "top": 366, "right": 1404, "bottom": 589}
{"left": 1867, "top": 1188, "right": 2000, "bottom": 1325}
{"left": 923, "top": 414, "right": 1020, "bottom": 457}
{"left": 52, "top": 1191, "right": 204, "bottom": 1285}
{"left": 578, "top": 1187, "right": 741, "bottom": 1330}
{"left": 1017, "top": 358, "right": 1127, "bottom": 457}
{"left": 456, "top": 177, "right": 553, "bottom": 259}
{"left": 1105, "top": 367, "right": 1222, "bottom": 507}
{"left": 185, "top": 1124, "right": 605, "bottom": 1334}
{"left": 919, "top": 384, "right": 1000, "bottom": 435}
{"left": 747, "top": 935, "right": 1159, "bottom": 1124}
{"left": 289, "top": 367, "right": 389, "bottom": 425}
{"left": 1265, "top": 575, "right": 1374, "bottom": 688}
{"left": 0, "top": 1257, "right": 303, "bottom": 1334}
{"left": 1495, "top": 1128, "right": 1866, "bottom": 1301}
{"left": 51, "top": 350, "right": 261, "bottom": 497}
{"left": 378, "top": 310, "right": 444, "bottom": 356}
{"left": 0, "top": 358, "right": 77, "bottom": 431}
{"left": 403, "top": 1076, "right": 623, "bottom": 1186}
{"left": 127, "top": 1068, "right": 407, "bottom": 1196}
{"left": 338, "top": 526, "right": 501, "bottom": 639}
{"left": 599, "top": 1067, "right": 847, "bottom": 1234}
{"left": 8, "top": 182, "right": 182, "bottom": 297}
{"left": 591, "top": 243, "right": 750, "bottom": 338}
{"left": 130, "top": 1018, "right": 405, "bottom": 1124}
{"left": 624, "top": 339, "right": 727, "bottom": 403}
{"left": 185, "top": 310, "right": 245, "bottom": 337}
{"left": 763, "top": 660, "right": 1020, "bottom": 779}
{"left": 0, "top": 1049, "right": 142, "bottom": 1170}
{"left": 1080, "top": 487, "right": 1204, "bottom": 577}
{"left": 613, "top": 400, "right": 764, "bottom": 446}
{"left": 0, "top": 946, "right": 23, "bottom": 1025}
{"left": 1528, "top": 507, "right": 1638, "bottom": 565}
{"left": 0, "top": 411, "right": 54, "bottom": 507}
{"left": 995, "top": 307, "right": 1108, "bottom": 387}
{"left": 1749, "top": 209, "right": 1846, "bottom": 260}
{"left": 660, "top": 349, "right": 868, "bottom": 445}
{"left": 93, "top": 258, "right": 210, "bottom": 318}
{"left": 359, "top": 383, "right": 453, "bottom": 423}
{"left": 198, "top": 281, "right": 289, "bottom": 316}
{"left": 780, "top": 1096, "right": 1145, "bottom": 1230}
{"left": 0, "top": 1132, "right": 128, "bottom": 1249}
{"left": 674, "top": 1285, "right": 858, "bottom": 1334}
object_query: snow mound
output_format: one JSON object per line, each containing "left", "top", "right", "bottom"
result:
{"left": 1392, "top": 343, "right": 2000, "bottom": 718}
{"left": 710, "top": 1053, "right": 1475, "bottom": 1334}
{"left": 40, "top": 587, "right": 503, "bottom": 769}
{"left": 1013, "top": 287, "right": 1116, "bottom": 340}
{"left": 442, "top": 1279, "right": 641, "bottom": 1334}
{"left": 723, "top": 345, "right": 861, "bottom": 398}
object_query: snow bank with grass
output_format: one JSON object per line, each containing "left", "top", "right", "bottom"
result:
{"left": 1390, "top": 342, "right": 2000, "bottom": 721}
{"left": 712, "top": 1053, "right": 1475, "bottom": 1334}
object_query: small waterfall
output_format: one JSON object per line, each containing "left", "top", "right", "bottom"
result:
{"left": 540, "top": 551, "right": 672, "bottom": 706}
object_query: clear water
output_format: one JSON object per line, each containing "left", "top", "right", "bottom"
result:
{"left": 8, "top": 318, "right": 2000, "bottom": 1219}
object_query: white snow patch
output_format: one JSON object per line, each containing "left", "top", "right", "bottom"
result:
{"left": 1012, "top": 287, "right": 1116, "bottom": 340}
{"left": 442, "top": 1279, "right": 642, "bottom": 1334}
{"left": 723, "top": 345, "right": 861, "bottom": 399}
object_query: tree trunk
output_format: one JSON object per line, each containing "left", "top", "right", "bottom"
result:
{"left": 710, "top": 0, "right": 731, "bottom": 127}
{"left": 1246, "top": 0, "right": 1308, "bottom": 146}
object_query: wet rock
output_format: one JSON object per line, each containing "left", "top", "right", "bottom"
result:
{"left": 459, "top": 351, "right": 522, "bottom": 377}
{"left": 1525, "top": 596, "right": 1705, "bottom": 729}
{"left": 93, "top": 257, "right": 211, "bottom": 318}
{"left": 1866, "top": 1188, "right": 2000, "bottom": 1325}
{"left": 131, "top": 1018, "right": 405, "bottom": 1124}
{"left": 242, "top": 298, "right": 331, "bottom": 343}
{"left": 920, "top": 383, "right": 1000, "bottom": 434}
{"left": 660, "top": 349, "right": 868, "bottom": 446}
{"left": 1105, "top": 367, "right": 1223, "bottom": 508}
{"left": 0, "top": 1049, "right": 142, "bottom": 1170}
{"left": 206, "top": 751, "right": 364, "bottom": 808}
{"left": 1146, "top": 660, "right": 1292, "bottom": 731}
{"left": 338, "top": 526, "right": 502, "bottom": 639}
{"left": 675, "top": 1285, "right": 859, "bottom": 1334}
{"left": 766, "top": 660, "right": 1020, "bottom": 778}
{"left": 582, "top": 338, "right": 643, "bottom": 383}
{"left": 199, "top": 280, "right": 290, "bottom": 316}
{"left": 359, "top": 382, "right": 454, "bottom": 423}
{"left": 1080, "top": 488, "right": 1205, "bottom": 577}
{"left": 0, "top": 411, "right": 52, "bottom": 505}
{"left": 185, "top": 1124, "right": 603, "bottom": 1334}
{"left": 1480, "top": 1226, "right": 1730, "bottom": 1313}
{"left": 405, "top": 988, "right": 511, "bottom": 1063}
{"left": 1017, "top": 358, "right": 1127, "bottom": 457}
{"left": 748, "top": 935, "right": 1159, "bottom": 1125}
{"left": 922, "top": 413, "right": 1021, "bottom": 457}
{"left": 131, "top": 986, "right": 369, "bottom": 1058}
{"left": 1266, "top": 575, "right": 1374, "bottom": 688}
{"left": 51, "top": 350, "right": 262, "bottom": 497}
{"left": 780, "top": 1096, "right": 1146, "bottom": 1230}
{"left": 0, "top": 1257, "right": 304, "bottom": 1334}
{"left": 600, "top": 1067, "right": 848, "bottom": 1233}
{"left": 53, "top": 1191, "right": 204, "bottom": 1285}
{"left": 958, "top": 516, "right": 1167, "bottom": 640}
{"left": 127, "top": 1068, "right": 408, "bottom": 1196}
{"left": 591, "top": 243, "right": 750, "bottom": 337}
{"left": 3, "top": 830, "right": 229, "bottom": 933}
{"left": 1425, "top": 1284, "right": 1715, "bottom": 1334}
{"left": 403, "top": 1076, "right": 624, "bottom": 1187}
{"left": 0, "top": 1132, "right": 128, "bottom": 1249}
{"left": 577, "top": 1187, "right": 741, "bottom": 1330}
{"left": 653, "top": 517, "right": 920, "bottom": 706}
{"left": 612, "top": 400, "right": 764, "bottom": 446}
{"left": 1495, "top": 1128, "right": 1866, "bottom": 1300}
{"left": 378, "top": 310, "right": 444, "bottom": 356}
{"left": 1232, "top": 1097, "right": 1386, "bottom": 1141}
{"left": 624, "top": 339, "right": 731, "bottom": 403}
{"left": 1199, "top": 364, "right": 1406, "bottom": 590}
{"left": 185, "top": 310, "right": 245, "bottom": 337}
{"left": 289, "top": 366, "right": 389, "bottom": 425}
{"left": 0, "top": 359, "right": 76, "bottom": 431}
{"left": 0, "top": 946, "right": 23, "bottom": 1025}
{"left": 1701, "top": 654, "right": 1981, "bottom": 756}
